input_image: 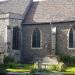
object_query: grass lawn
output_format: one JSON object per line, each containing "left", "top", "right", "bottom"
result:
{"left": 5, "top": 63, "right": 39, "bottom": 73}
{"left": 6, "top": 67, "right": 75, "bottom": 75}
{"left": 62, "top": 66, "right": 75, "bottom": 75}
{"left": 5, "top": 63, "right": 34, "bottom": 73}
{"left": 6, "top": 68, "right": 31, "bottom": 72}
{"left": 5, "top": 63, "right": 75, "bottom": 75}
{"left": 65, "top": 66, "right": 75, "bottom": 72}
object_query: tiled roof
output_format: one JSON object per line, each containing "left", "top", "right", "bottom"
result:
{"left": 0, "top": 0, "right": 32, "bottom": 15}
{"left": 24, "top": 0, "right": 75, "bottom": 23}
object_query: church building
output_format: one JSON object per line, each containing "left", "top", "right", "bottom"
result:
{"left": 0, "top": 0, "right": 75, "bottom": 63}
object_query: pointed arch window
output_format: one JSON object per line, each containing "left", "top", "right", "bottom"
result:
{"left": 69, "top": 27, "right": 75, "bottom": 48}
{"left": 32, "top": 28, "right": 40, "bottom": 48}
{"left": 69, "top": 28, "right": 73, "bottom": 48}
{"left": 12, "top": 26, "right": 19, "bottom": 50}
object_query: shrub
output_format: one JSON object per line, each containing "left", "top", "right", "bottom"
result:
{"left": 5, "top": 63, "right": 34, "bottom": 69}
{"left": 23, "top": 64, "right": 33, "bottom": 69}
{"left": 6, "top": 63, "right": 18, "bottom": 68}
{"left": 0, "top": 68, "right": 7, "bottom": 75}
{"left": 51, "top": 65, "right": 59, "bottom": 71}
{"left": 0, "top": 64, "right": 5, "bottom": 69}
{"left": 60, "top": 55, "right": 75, "bottom": 65}
{"left": 30, "top": 69, "right": 38, "bottom": 73}
{"left": 30, "top": 68, "right": 50, "bottom": 73}
{"left": 48, "top": 64, "right": 64, "bottom": 72}
{"left": 4, "top": 56, "right": 14, "bottom": 64}
{"left": 60, "top": 55, "right": 70, "bottom": 64}
{"left": 30, "top": 63, "right": 64, "bottom": 74}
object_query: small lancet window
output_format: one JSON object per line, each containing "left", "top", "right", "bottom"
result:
{"left": 12, "top": 26, "right": 19, "bottom": 50}
{"left": 32, "top": 28, "right": 40, "bottom": 48}
{"left": 69, "top": 26, "right": 75, "bottom": 48}
{"left": 69, "top": 28, "right": 73, "bottom": 48}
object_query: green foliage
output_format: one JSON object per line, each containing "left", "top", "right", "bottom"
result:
{"left": 60, "top": 55, "right": 70, "bottom": 63}
{"left": 5, "top": 63, "right": 18, "bottom": 68}
{"left": 48, "top": 64, "right": 64, "bottom": 72}
{"left": 64, "top": 66, "right": 75, "bottom": 72}
{"left": 3, "top": 56, "right": 17, "bottom": 69}
{"left": 6, "top": 68, "right": 30, "bottom": 72}
{"left": 5, "top": 63, "right": 34, "bottom": 69}
{"left": 70, "top": 56, "right": 75, "bottom": 65}
{"left": 0, "top": 68, "right": 7, "bottom": 75}
{"left": 3, "top": 55, "right": 34, "bottom": 69}
{"left": 50, "top": 65, "right": 60, "bottom": 71}
{"left": 60, "top": 55, "right": 75, "bottom": 65}
{"left": 0, "top": 64, "right": 5, "bottom": 69}
{"left": 4, "top": 56, "right": 14, "bottom": 64}
{"left": 30, "top": 68, "right": 51, "bottom": 73}
{"left": 30, "top": 69, "right": 38, "bottom": 73}
{"left": 23, "top": 64, "right": 34, "bottom": 69}
{"left": 30, "top": 63, "right": 64, "bottom": 74}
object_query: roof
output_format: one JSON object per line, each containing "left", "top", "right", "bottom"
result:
{"left": 24, "top": 0, "right": 75, "bottom": 24}
{"left": 0, "top": 0, "right": 32, "bottom": 15}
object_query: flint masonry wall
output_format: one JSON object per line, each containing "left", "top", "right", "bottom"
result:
{"left": 56, "top": 21, "right": 75, "bottom": 56}
{"left": 0, "top": 13, "right": 23, "bottom": 63}
{"left": 8, "top": 13, "right": 23, "bottom": 62}
{"left": 21, "top": 21, "right": 75, "bottom": 63}
{"left": 0, "top": 14, "right": 9, "bottom": 63}
{"left": 21, "top": 24, "right": 52, "bottom": 63}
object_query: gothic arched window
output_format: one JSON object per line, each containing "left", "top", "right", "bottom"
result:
{"left": 32, "top": 28, "right": 40, "bottom": 48}
{"left": 12, "top": 26, "right": 19, "bottom": 50}
{"left": 69, "top": 27, "right": 75, "bottom": 48}
{"left": 69, "top": 28, "right": 73, "bottom": 48}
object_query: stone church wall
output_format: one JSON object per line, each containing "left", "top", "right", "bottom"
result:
{"left": 56, "top": 21, "right": 75, "bottom": 56}
{"left": 21, "top": 22, "right": 75, "bottom": 63}
{"left": 0, "top": 14, "right": 9, "bottom": 63}
{"left": 8, "top": 13, "right": 23, "bottom": 62}
{"left": 21, "top": 24, "right": 52, "bottom": 63}
{"left": 0, "top": 13, "right": 23, "bottom": 63}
